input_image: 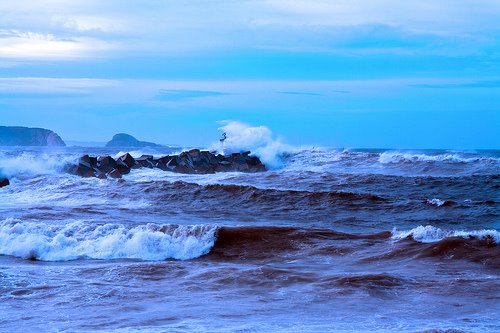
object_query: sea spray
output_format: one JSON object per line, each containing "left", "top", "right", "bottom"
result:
{"left": 211, "top": 120, "right": 291, "bottom": 169}
{"left": 0, "top": 151, "right": 79, "bottom": 177}
{"left": 0, "top": 219, "right": 218, "bottom": 261}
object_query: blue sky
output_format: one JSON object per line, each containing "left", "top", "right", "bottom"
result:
{"left": 0, "top": 0, "right": 499, "bottom": 148}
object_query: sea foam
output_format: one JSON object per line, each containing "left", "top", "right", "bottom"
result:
{"left": 391, "top": 225, "right": 500, "bottom": 243}
{"left": 210, "top": 120, "right": 293, "bottom": 169}
{"left": 0, "top": 219, "right": 217, "bottom": 261}
{"left": 0, "top": 151, "right": 78, "bottom": 177}
{"left": 378, "top": 151, "right": 494, "bottom": 164}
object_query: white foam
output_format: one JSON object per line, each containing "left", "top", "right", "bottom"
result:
{"left": 124, "top": 167, "right": 241, "bottom": 185}
{"left": 0, "top": 219, "right": 218, "bottom": 261}
{"left": 209, "top": 120, "right": 294, "bottom": 169}
{"left": 0, "top": 151, "right": 79, "bottom": 177}
{"left": 391, "top": 225, "right": 500, "bottom": 243}
{"left": 378, "top": 151, "right": 491, "bottom": 164}
{"left": 426, "top": 198, "right": 446, "bottom": 207}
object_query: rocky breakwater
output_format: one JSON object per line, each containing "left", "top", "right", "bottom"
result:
{"left": 67, "top": 149, "right": 267, "bottom": 179}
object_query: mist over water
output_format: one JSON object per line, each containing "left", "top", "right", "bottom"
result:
{"left": 0, "top": 143, "right": 499, "bottom": 332}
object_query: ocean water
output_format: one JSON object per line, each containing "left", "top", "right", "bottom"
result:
{"left": 0, "top": 146, "right": 499, "bottom": 332}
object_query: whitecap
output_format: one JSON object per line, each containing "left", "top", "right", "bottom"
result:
{"left": 391, "top": 225, "right": 500, "bottom": 243}
{"left": 0, "top": 219, "right": 218, "bottom": 261}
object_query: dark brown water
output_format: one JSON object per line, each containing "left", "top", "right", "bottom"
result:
{"left": 0, "top": 147, "right": 499, "bottom": 332}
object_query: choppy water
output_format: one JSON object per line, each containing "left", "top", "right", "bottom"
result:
{"left": 0, "top": 147, "right": 499, "bottom": 332}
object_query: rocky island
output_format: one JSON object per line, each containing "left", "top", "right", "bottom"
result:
{"left": 105, "top": 133, "right": 162, "bottom": 148}
{"left": 67, "top": 149, "right": 266, "bottom": 179}
{"left": 0, "top": 126, "right": 65, "bottom": 146}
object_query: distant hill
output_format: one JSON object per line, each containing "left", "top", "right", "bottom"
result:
{"left": 105, "top": 133, "right": 161, "bottom": 148}
{"left": 0, "top": 126, "right": 66, "bottom": 146}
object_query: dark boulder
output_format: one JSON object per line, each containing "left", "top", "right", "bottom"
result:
{"left": 114, "top": 162, "right": 131, "bottom": 175}
{"left": 78, "top": 155, "right": 94, "bottom": 169}
{"left": 155, "top": 156, "right": 172, "bottom": 170}
{"left": 75, "top": 154, "right": 97, "bottom": 177}
{"left": 166, "top": 156, "right": 179, "bottom": 168}
{"left": 118, "top": 153, "right": 137, "bottom": 168}
{"left": 96, "top": 172, "right": 107, "bottom": 179}
{"left": 136, "top": 155, "right": 155, "bottom": 168}
{"left": 96, "top": 156, "right": 117, "bottom": 174}
{"left": 107, "top": 169, "right": 122, "bottom": 179}
{"left": 0, "top": 178, "right": 9, "bottom": 188}
{"left": 76, "top": 165, "right": 95, "bottom": 177}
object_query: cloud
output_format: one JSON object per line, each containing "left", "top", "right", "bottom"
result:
{"left": 53, "top": 16, "right": 125, "bottom": 33}
{"left": 0, "top": 30, "right": 117, "bottom": 60}
{"left": 155, "top": 90, "right": 231, "bottom": 101}
{"left": 0, "top": 0, "right": 499, "bottom": 60}
{"left": 262, "top": 0, "right": 500, "bottom": 33}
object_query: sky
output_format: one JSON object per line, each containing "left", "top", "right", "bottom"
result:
{"left": 0, "top": 0, "right": 499, "bottom": 149}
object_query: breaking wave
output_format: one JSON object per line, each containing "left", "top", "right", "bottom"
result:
{"left": 426, "top": 198, "right": 455, "bottom": 207}
{"left": 210, "top": 120, "right": 294, "bottom": 169}
{"left": 391, "top": 225, "right": 500, "bottom": 243}
{"left": 1, "top": 219, "right": 498, "bottom": 269}
{"left": 0, "top": 151, "right": 78, "bottom": 178}
{"left": 0, "top": 219, "right": 217, "bottom": 261}
{"left": 378, "top": 151, "right": 499, "bottom": 164}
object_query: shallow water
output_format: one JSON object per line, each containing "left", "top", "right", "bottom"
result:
{"left": 1, "top": 147, "right": 499, "bottom": 332}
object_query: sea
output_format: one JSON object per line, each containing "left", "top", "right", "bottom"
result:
{"left": 0, "top": 146, "right": 499, "bottom": 332}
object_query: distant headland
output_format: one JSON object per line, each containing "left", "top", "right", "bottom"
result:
{"left": 0, "top": 126, "right": 65, "bottom": 146}
{"left": 105, "top": 133, "right": 162, "bottom": 148}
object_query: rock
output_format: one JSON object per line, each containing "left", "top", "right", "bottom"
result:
{"left": 96, "top": 156, "right": 117, "bottom": 174}
{"left": 155, "top": 156, "right": 172, "bottom": 170}
{"left": 172, "top": 164, "right": 193, "bottom": 174}
{"left": 114, "top": 163, "right": 131, "bottom": 175}
{"left": 96, "top": 172, "right": 107, "bottom": 179}
{"left": 136, "top": 155, "right": 154, "bottom": 168}
{"left": 105, "top": 133, "right": 161, "bottom": 148}
{"left": 0, "top": 178, "right": 9, "bottom": 188}
{"left": 238, "top": 163, "right": 250, "bottom": 172}
{"left": 69, "top": 150, "right": 267, "bottom": 178}
{"left": 166, "top": 156, "right": 179, "bottom": 169}
{"left": 118, "top": 153, "right": 137, "bottom": 168}
{"left": 186, "top": 149, "right": 201, "bottom": 158}
{"left": 0, "top": 126, "right": 65, "bottom": 146}
{"left": 107, "top": 169, "right": 122, "bottom": 179}
{"left": 76, "top": 165, "right": 95, "bottom": 177}
{"left": 79, "top": 155, "right": 94, "bottom": 169}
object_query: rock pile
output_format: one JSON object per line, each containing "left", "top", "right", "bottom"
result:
{"left": 0, "top": 178, "right": 9, "bottom": 188}
{"left": 67, "top": 149, "right": 266, "bottom": 179}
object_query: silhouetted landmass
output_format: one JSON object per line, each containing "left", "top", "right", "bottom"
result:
{"left": 0, "top": 126, "right": 65, "bottom": 146}
{"left": 105, "top": 133, "right": 161, "bottom": 148}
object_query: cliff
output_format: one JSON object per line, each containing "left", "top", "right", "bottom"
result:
{"left": 0, "top": 126, "right": 65, "bottom": 146}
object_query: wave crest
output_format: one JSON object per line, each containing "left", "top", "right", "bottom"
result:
{"left": 391, "top": 225, "right": 499, "bottom": 243}
{"left": 379, "top": 151, "right": 497, "bottom": 164}
{"left": 0, "top": 219, "right": 217, "bottom": 261}
{"left": 0, "top": 151, "right": 78, "bottom": 177}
